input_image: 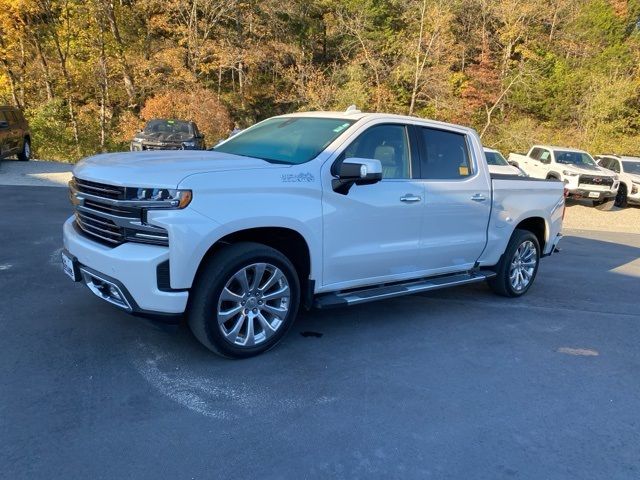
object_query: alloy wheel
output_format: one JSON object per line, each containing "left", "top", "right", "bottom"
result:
{"left": 509, "top": 240, "right": 537, "bottom": 292}
{"left": 217, "top": 263, "right": 290, "bottom": 347}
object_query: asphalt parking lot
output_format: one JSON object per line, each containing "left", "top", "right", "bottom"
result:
{"left": 2, "top": 184, "right": 640, "bottom": 479}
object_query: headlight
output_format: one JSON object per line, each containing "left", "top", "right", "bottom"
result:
{"left": 182, "top": 140, "right": 197, "bottom": 148}
{"left": 562, "top": 170, "right": 579, "bottom": 176}
{"left": 132, "top": 188, "right": 192, "bottom": 209}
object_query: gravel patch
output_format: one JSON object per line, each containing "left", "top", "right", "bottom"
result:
{"left": 0, "top": 159, "right": 73, "bottom": 187}
{"left": 564, "top": 200, "right": 640, "bottom": 235}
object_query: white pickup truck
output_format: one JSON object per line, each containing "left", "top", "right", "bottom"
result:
{"left": 62, "top": 110, "right": 564, "bottom": 358}
{"left": 595, "top": 155, "right": 640, "bottom": 208}
{"left": 509, "top": 145, "right": 619, "bottom": 209}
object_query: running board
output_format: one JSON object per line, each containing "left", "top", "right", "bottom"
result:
{"left": 313, "top": 271, "right": 496, "bottom": 309}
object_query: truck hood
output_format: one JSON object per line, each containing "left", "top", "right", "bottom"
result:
{"left": 73, "top": 151, "right": 276, "bottom": 188}
{"left": 561, "top": 164, "right": 614, "bottom": 176}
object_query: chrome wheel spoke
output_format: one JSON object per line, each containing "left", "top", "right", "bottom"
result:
{"left": 262, "top": 285, "right": 289, "bottom": 302}
{"left": 256, "top": 313, "right": 277, "bottom": 338}
{"left": 225, "top": 314, "right": 246, "bottom": 343}
{"left": 233, "top": 269, "right": 250, "bottom": 292}
{"left": 218, "top": 304, "right": 243, "bottom": 324}
{"left": 220, "top": 287, "right": 243, "bottom": 303}
{"left": 250, "top": 263, "right": 267, "bottom": 291}
{"left": 260, "top": 268, "right": 283, "bottom": 293}
{"left": 244, "top": 317, "right": 255, "bottom": 347}
{"left": 261, "top": 304, "right": 287, "bottom": 319}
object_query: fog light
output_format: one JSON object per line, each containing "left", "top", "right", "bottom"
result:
{"left": 109, "top": 285, "right": 122, "bottom": 301}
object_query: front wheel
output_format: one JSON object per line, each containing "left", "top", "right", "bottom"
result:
{"left": 188, "top": 242, "right": 300, "bottom": 358}
{"left": 17, "top": 138, "right": 30, "bottom": 161}
{"left": 488, "top": 229, "right": 540, "bottom": 297}
{"left": 615, "top": 184, "right": 628, "bottom": 208}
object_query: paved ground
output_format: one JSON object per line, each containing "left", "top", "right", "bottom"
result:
{"left": 1, "top": 185, "right": 640, "bottom": 479}
{"left": 0, "top": 159, "right": 73, "bottom": 187}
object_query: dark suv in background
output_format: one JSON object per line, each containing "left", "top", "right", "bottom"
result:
{"left": 130, "top": 119, "right": 205, "bottom": 151}
{"left": 0, "top": 106, "right": 31, "bottom": 161}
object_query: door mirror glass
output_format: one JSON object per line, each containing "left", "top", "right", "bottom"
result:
{"left": 333, "top": 157, "right": 383, "bottom": 194}
{"left": 0, "top": 120, "right": 8, "bottom": 129}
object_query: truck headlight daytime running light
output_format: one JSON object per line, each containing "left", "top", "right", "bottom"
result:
{"left": 133, "top": 188, "right": 192, "bottom": 209}
{"left": 562, "top": 170, "right": 579, "bottom": 176}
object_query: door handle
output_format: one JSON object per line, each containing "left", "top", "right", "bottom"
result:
{"left": 400, "top": 194, "right": 422, "bottom": 203}
{"left": 471, "top": 193, "right": 487, "bottom": 202}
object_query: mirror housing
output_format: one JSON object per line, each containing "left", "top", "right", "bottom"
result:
{"left": 332, "top": 157, "right": 383, "bottom": 194}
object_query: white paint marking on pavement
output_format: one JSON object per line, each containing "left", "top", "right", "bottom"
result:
{"left": 557, "top": 347, "right": 599, "bottom": 356}
{"left": 131, "top": 341, "right": 334, "bottom": 419}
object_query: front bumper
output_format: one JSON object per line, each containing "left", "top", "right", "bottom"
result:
{"left": 63, "top": 218, "right": 188, "bottom": 318}
{"left": 565, "top": 188, "right": 617, "bottom": 200}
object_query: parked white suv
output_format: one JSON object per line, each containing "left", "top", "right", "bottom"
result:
{"left": 62, "top": 110, "right": 564, "bottom": 358}
{"left": 509, "top": 145, "right": 619, "bottom": 209}
{"left": 595, "top": 155, "right": 640, "bottom": 208}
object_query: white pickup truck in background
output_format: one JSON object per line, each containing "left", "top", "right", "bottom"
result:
{"left": 62, "top": 110, "right": 565, "bottom": 358}
{"left": 595, "top": 154, "right": 640, "bottom": 208}
{"left": 509, "top": 145, "right": 619, "bottom": 209}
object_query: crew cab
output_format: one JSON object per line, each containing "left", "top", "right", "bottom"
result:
{"left": 130, "top": 119, "right": 205, "bottom": 151}
{"left": 509, "top": 145, "right": 619, "bottom": 209}
{"left": 62, "top": 110, "right": 564, "bottom": 358}
{"left": 595, "top": 155, "right": 640, "bottom": 208}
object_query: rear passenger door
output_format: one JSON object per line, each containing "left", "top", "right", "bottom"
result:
{"left": 416, "top": 126, "right": 492, "bottom": 274}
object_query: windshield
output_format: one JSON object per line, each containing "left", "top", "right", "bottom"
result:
{"left": 144, "top": 119, "right": 192, "bottom": 135}
{"left": 623, "top": 161, "right": 640, "bottom": 174}
{"left": 485, "top": 150, "right": 509, "bottom": 166}
{"left": 213, "top": 117, "right": 355, "bottom": 164}
{"left": 555, "top": 151, "right": 596, "bottom": 166}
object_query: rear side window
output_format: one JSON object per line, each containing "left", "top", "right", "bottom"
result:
{"left": 419, "top": 128, "right": 472, "bottom": 179}
{"left": 539, "top": 150, "right": 551, "bottom": 164}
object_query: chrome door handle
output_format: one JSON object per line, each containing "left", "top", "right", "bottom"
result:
{"left": 471, "top": 193, "right": 487, "bottom": 202}
{"left": 400, "top": 194, "right": 422, "bottom": 203}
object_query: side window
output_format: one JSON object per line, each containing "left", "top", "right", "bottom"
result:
{"left": 539, "top": 150, "right": 551, "bottom": 164}
{"left": 341, "top": 124, "right": 411, "bottom": 179}
{"left": 611, "top": 160, "right": 621, "bottom": 173}
{"left": 419, "top": 127, "right": 472, "bottom": 179}
{"left": 529, "top": 148, "right": 542, "bottom": 160}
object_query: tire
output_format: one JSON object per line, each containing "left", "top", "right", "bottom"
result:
{"left": 188, "top": 242, "right": 300, "bottom": 358}
{"left": 594, "top": 198, "right": 615, "bottom": 211}
{"left": 488, "top": 229, "right": 540, "bottom": 297}
{"left": 17, "top": 138, "right": 30, "bottom": 161}
{"left": 615, "top": 184, "right": 628, "bottom": 209}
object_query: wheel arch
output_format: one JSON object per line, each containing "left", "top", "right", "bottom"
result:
{"left": 514, "top": 216, "right": 547, "bottom": 252}
{"left": 194, "top": 226, "right": 313, "bottom": 304}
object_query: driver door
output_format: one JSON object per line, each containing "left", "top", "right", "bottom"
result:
{"left": 321, "top": 123, "right": 425, "bottom": 291}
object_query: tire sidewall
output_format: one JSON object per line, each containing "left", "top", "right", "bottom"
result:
{"left": 194, "top": 247, "right": 300, "bottom": 358}
{"left": 501, "top": 231, "right": 540, "bottom": 297}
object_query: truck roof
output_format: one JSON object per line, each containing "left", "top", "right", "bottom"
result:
{"left": 532, "top": 145, "right": 589, "bottom": 154}
{"left": 280, "top": 111, "right": 477, "bottom": 135}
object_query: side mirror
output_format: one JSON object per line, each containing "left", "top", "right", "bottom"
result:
{"left": 0, "top": 120, "right": 8, "bottom": 129}
{"left": 332, "top": 157, "right": 383, "bottom": 194}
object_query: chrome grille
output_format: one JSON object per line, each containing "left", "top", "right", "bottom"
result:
{"left": 579, "top": 175, "right": 614, "bottom": 187}
{"left": 70, "top": 177, "right": 169, "bottom": 247}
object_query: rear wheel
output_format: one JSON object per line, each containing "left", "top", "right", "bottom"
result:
{"left": 488, "top": 229, "right": 540, "bottom": 297}
{"left": 615, "top": 184, "right": 628, "bottom": 208}
{"left": 17, "top": 138, "right": 30, "bottom": 161}
{"left": 188, "top": 242, "right": 300, "bottom": 358}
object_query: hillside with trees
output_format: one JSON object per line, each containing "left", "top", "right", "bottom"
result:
{"left": 1, "top": 0, "right": 639, "bottom": 161}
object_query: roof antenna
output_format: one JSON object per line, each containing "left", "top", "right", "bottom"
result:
{"left": 345, "top": 104, "right": 361, "bottom": 114}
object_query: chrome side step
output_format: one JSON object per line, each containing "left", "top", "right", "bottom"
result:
{"left": 313, "top": 271, "right": 496, "bottom": 309}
